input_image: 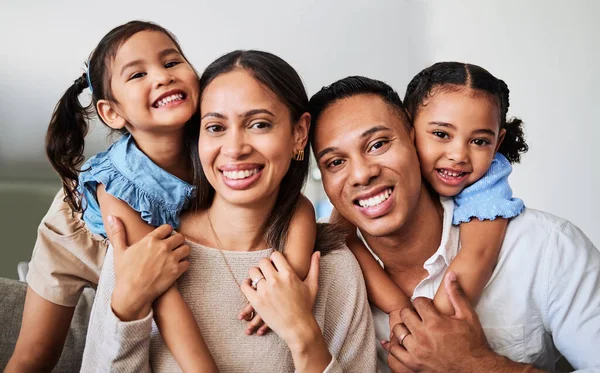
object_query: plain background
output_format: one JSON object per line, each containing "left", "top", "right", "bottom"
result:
{"left": 0, "top": 0, "right": 598, "bottom": 279}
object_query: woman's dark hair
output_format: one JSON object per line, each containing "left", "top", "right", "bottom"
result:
{"left": 46, "top": 20, "right": 194, "bottom": 212}
{"left": 308, "top": 76, "right": 410, "bottom": 147}
{"left": 190, "top": 50, "right": 310, "bottom": 252}
{"left": 403, "top": 62, "right": 528, "bottom": 164}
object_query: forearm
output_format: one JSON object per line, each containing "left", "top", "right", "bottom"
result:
{"left": 81, "top": 247, "right": 152, "bottom": 372}
{"left": 286, "top": 195, "right": 317, "bottom": 280}
{"left": 288, "top": 318, "right": 332, "bottom": 373}
{"left": 434, "top": 218, "right": 507, "bottom": 315}
{"left": 98, "top": 307, "right": 153, "bottom": 373}
{"left": 111, "top": 282, "right": 153, "bottom": 322}
{"left": 154, "top": 286, "right": 218, "bottom": 373}
{"left": 470, "top": 353, "right": 547, "bottom": 373}
{"left": 347, "top": 237, "right": 410, "bottom": 313}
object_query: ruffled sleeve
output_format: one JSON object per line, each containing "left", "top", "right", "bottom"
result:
{"left": 453, "top": 153, "right": 524, "bottom": 225}
{"left": 78, "top": 135, "right": 195, "bottom": 236}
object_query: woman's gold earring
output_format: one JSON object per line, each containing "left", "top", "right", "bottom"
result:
{"left": 292, "top": 149, "right": 304, "bottom": 161}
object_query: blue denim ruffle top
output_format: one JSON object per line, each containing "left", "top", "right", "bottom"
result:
{"left": 78, "top": 134, "right": 195, "bottom": 236}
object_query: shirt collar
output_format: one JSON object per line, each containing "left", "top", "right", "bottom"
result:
{"left": 358, "top": 196, "right": 459, "bottom": 270}
{"left": 424, "top": 197, "right": 459, "bottom": 268}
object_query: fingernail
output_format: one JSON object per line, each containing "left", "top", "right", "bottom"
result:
{"left": 107, "top": 216, "right": 115, "bottom": 226}
{"left": 448, "top": 270, "right": 457, "bottom": 282}
{"left": 317, "top": 251, "right": 321, "bottom": 260}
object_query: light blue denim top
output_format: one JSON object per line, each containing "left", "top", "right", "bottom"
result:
{"left": 453, "top": 153, "right": 524, "bottom": 225}
{"left": 78, "top": 134, "right": 196, "bottom": 236}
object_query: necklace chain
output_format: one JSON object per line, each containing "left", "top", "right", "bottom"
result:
{"left": 207, "top": 212, "right": 245, "bottom": 294}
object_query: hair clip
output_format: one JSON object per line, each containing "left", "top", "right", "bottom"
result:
{"left": 86, "top": 59, "right": 93, "bottom": 94}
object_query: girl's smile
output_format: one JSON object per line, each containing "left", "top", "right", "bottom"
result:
{"left": 413, "top": 89, "right": 505, "bottom": 197}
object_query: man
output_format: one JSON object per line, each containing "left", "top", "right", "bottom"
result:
{"left": 309, "top": 76, "right": 600, "bottom": 372}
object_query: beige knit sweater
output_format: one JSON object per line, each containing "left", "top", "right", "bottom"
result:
{"left": 81, "top": 230, "right": 378, "bottom": 372}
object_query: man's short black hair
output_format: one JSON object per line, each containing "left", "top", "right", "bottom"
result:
{"left": 308, "top": 76, "right": 410, "bottom": 145}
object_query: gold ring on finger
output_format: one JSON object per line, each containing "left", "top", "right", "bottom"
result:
{"left": 398, "top": 331, "right": 411, "bottom": 347}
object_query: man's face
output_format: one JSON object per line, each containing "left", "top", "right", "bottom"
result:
{"left": 313, "top": 94, "right": 423, "bottom": 237}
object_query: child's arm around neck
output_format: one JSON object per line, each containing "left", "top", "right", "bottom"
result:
{"left": 97, "top": 185, "right": 218, "bottom": 373}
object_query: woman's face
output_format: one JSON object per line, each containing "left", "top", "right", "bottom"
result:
{"left": 199, "top": 69, "right": 308, "bottom": 208}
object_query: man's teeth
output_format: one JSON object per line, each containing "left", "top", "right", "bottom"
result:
{"left": 358, "top": 189, "right": 392, "bottom": 208}
{"left": 438, "top": 169, "right": 466, "bottom": 178}
{"left": 223, "top": 169, "right": 260, "bottom": 180}
{"left": 155, "top": 93, "right": 184, "bottom": 107}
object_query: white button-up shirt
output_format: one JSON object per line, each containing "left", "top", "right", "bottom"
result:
{"left": 362, "top": 198, "right": 600, "bottom": 372}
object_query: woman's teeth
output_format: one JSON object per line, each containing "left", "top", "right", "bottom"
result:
{"left": 358, "top": 188, "right": 392, "bottom": 208}
{"left": 223, "top": 169, "right": 260, "bottom": 180}
{"left": 154, "top": 93, "right": 184, "bottom": 108}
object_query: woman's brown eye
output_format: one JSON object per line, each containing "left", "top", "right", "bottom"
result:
{"left": 207, "top": 125, "right": 224, "bottom": 133}
{"left": 250, "top": 122, "right": 271, "bottom": 130}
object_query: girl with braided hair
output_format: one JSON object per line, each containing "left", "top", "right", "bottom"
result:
{"left": 338, "top": 62, "right": 528, "bottom": 321}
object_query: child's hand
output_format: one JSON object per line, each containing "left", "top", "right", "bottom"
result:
{"left": 238, "top": 304, "right": 271, "bottom": 336}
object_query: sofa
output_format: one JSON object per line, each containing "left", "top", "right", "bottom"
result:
{"left": 0, "top": 277, "right": 94, "bottom": 372}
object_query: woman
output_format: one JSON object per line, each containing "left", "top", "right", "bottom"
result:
{"left": 80, "top": 50, "right": 377, "bottom": 372}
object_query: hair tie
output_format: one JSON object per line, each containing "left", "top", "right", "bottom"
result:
{"left": 86, "top": 60, "right": 93, "bottom": 94}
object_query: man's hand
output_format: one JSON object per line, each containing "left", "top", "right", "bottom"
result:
{"left": 383, "top": 271, "right": 494, "bottom": 373}
{"left": 385, "top": 309, "right": 414, "bottom": 373}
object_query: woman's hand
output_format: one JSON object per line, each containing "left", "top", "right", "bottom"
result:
{"left": 107, "top": 216, "right": 190, "bottom": 321}
{"left": 241, "top": 251, "right": 332, "bottom": 372}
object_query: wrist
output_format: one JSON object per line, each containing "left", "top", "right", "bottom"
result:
{"left": 287, "top": 318, "right": 331, "bottom": 372}
{"left": 464, "top": 350, "right": 527, "bottom": 373}
{"left": 285, "top": 316, "right": 322, "bottom": 351}
{"left": 111, "top": 284, "right": 152, "bottom": 321}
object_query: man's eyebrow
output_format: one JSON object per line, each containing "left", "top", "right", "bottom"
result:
{"left": 316, "top": 147, "right": 339, "bottom": 162}
{"left": 120, "top": 48, "right": 182, "bottom": 76}
{"left": 360, "top": 125, "right": 392, "bottom": 138}
{"left": 316, "top": 125, "right": 392, "bottom": 162}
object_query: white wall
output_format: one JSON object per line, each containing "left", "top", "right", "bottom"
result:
{"left": 418, "top": 0, "right": 600, "bottom": 246}
{"left": 0, "top": 0, "right": 597, "bottom": 278}
{"left": 0, "top": 0, "right": 426, "bottom": 169}
{"left": 0, "top": 0, "right": 427, "bottom": 278}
